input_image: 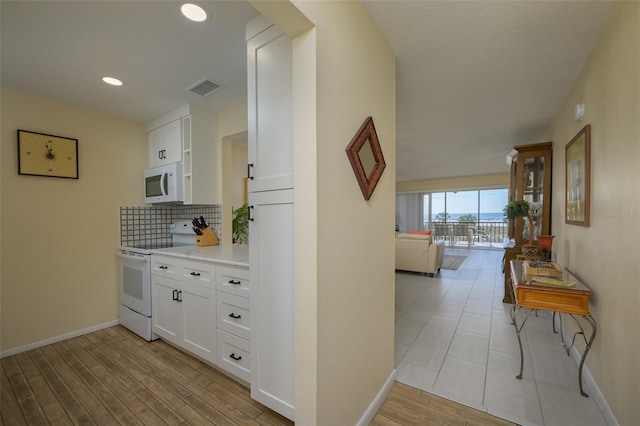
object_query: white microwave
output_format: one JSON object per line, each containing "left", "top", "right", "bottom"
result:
{"left": 144, "top": 163, "right": 184, "bottom": 204}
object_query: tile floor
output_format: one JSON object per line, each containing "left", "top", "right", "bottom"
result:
{"left": 395, "top": 247, "right": 609, "bottom": 426}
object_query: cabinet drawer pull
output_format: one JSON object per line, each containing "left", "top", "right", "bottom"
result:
{"left": 190, "top": 272, "right": 201, "bottom": 277}
{"left": 159, "top": 265, "right": 168, "bottom": 270}
{"left": 228, "top": 280, "right": 241, "bottom": 285}
{"left": 177, "top": 290, "right": 182, "bottom": 302}
{"left": 228, "top": 313, "right": 241, "bottom": 319}
{"left": 248, "top": 205, "right": 254, "bottom": 222}
{"left": 247, "top": 163, "right": 254, "bottom": 180}
{"left": 229, "top": 353, "right": 242, "bottom": 361}
{"left": 172, "top": 289, "right": 178, "bottom": 301}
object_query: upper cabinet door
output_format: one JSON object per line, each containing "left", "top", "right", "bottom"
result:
{"left": 247, "top": 26, "right": 293, "bottom": 193}
{"left": 148, "top": 119, "right": 182, "bottom": 168}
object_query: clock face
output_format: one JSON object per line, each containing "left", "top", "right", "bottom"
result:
{"left": 18, "top": 130, "right": 78, "bottom": 179}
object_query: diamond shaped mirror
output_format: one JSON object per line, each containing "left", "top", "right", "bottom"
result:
{"left": 346, "top": 116, "right": 386, "bottom": 201}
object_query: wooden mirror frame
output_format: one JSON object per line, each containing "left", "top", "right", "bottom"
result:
{"left": 345, "top": 116, "right": 386, "bottom": 201}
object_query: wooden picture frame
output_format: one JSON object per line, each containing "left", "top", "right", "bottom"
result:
{"left": 565, "top": 125, "right": 590, "bottom": 226}
{"left": 18, "top": 129, "right": 78, "bottom": 179}
{"left": 345, "top": 116, "right": 386, "bottom": 201}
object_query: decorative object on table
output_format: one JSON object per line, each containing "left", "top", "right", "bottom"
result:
{"left": 503, "top": 199, "right": 538, "bottom": 259}
{"left": 345, "top": 116, "right": 386, "bottom": 201}
{"left": 566, "top": 124, "right": 591, "bottom": 226}
{"left": 232, "top": 203, "right": 249, "bottom": 244}
{"left": 192, "top": 216, "right": 219, "bottom": 247}
{"left": 537, "top": 234, "right": 555, "bottom": 261}
{"left": 17, "top": 129, "right": 78, "bottom": 179}
{"left": 523, "top": 260, "right": 562, "bottom": 281}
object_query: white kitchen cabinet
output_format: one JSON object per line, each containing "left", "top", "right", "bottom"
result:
{"left": 215, "top": 266, "right": 251, "bottom": 382}
{"left": 151, "top": 257, "right": 217, "bottom": 364}
{"left": 148, "top": 119, "right": 182, "bottom": 168}
{"left": 246, "top": 15, "right": 295, "bottom": 420}
{"left": 248, "top": 189, "right": 295, "bottom": 419}
{"left": 152, "top": 254, "right": 252, "bottom": 383}
{"left": 147, "top": 104, "right": 220, "bottom": 204}
{"left": 182, "top": 113, "right": 220, "bottom": 205}
{"left": 246, "top": 21, "right": 293, "bottom": 193}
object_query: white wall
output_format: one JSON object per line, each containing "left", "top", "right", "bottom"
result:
{"left": 542, "top": 3, "right": 639, "bottom": 423}
{"left": 0, "top": 88, "right": 147, "bottom": 352}
{"left": 252, "top": 2, "right": 396, "bottom": 424}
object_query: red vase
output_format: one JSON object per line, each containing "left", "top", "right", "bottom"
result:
{"left": 537, "top": 235, "right": 555, "bottom": 261}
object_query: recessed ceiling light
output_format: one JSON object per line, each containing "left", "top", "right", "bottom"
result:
{"left": 102, "top": 76, "right": 123, "bottom": 86}
{"left": 181, "top": 3, "right": 207, "bottom": 22}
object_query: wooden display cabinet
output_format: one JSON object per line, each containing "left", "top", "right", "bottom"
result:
{"left": 503, "top": 142, "right": 552, "bottom": 303}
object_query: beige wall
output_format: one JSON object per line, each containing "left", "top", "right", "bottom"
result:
{"left": 257, "top": 2, "right": 396, "bottom": 424}
{"left": 0, "top": 88, "right": 147, "bottom": 352}
{"left": 542, "top": 3, "right": 639, "bottom": 423}
{"left": 219, "top": 103, "right": 248, "bottom": 244}
{"left": 396, "top": 172, "right": 509, "bottom": 193}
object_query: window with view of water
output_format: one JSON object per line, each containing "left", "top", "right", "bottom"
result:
{"left": 396, "top": 188, "right": 508, "bottom": 248}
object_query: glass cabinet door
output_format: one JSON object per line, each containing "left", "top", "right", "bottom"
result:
{"left": 522, "top": 155, "right": 545, "bottom": 242}
{"left": 513, "top": 142, "right": 552, "bottom": 246}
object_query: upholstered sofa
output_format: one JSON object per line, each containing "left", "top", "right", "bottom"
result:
{"left": 395, "top": 233, "right": 445, "bottom": 276}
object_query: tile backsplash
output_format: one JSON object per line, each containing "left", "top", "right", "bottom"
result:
{"left": 120, "top": 204, "right": 222, "bottom": 247}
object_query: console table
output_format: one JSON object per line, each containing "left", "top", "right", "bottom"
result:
{"left": 509, "top": 260, "right": 597, "bottom": 397}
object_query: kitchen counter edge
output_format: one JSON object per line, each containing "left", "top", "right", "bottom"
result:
{"left": 150, "top": 244, "right": 249, "bottom": 268}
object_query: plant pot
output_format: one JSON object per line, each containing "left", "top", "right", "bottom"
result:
{"left": 521, "top": 244, "right": 539, "bottom": 259}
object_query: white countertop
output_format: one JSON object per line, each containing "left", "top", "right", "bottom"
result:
{"left": 151, "top": 244, "right": 249, "bottom": 268}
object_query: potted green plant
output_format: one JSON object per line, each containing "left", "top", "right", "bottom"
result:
{"left": 232, "top": 203, "right": 249, "bottom": 244}
{"left": 503, "top": 199, "right": 538, "bottom": 257}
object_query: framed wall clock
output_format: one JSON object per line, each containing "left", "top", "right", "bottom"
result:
{"left": 18, "top": 129, "right": 78, "bottom": 179}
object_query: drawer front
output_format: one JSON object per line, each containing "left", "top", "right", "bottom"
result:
{"left": 216, "top": 331, "right": 250, "bottom": 382}
{"left": 216, "top": 266, "right": 250, "bottom": 297}
{"left": 151, "top": 256, "right": 180, "bottom": 277}
{"left": 217, "top": 293, "right": 250, "bottom": 340}
{"left": 181, "top": 260, "right": 215, "bottom": 287}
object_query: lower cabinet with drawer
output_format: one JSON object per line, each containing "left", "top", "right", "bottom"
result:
{"left": 152, "top": 274, "right": 217, "bottom": 364}
{"left": 151, "top": 254, "right": 250, "bottom": 382}
{"left": 215, "top": 266, "right": 251, "bottom": 381}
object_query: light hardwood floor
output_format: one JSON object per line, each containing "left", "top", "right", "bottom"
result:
{"left": 1, "top": 325, "right": 515, "bottom": 425}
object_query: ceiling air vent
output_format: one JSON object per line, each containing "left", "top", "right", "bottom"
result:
{"left": 186, "top": 78, "right": 223, "bottom": 97}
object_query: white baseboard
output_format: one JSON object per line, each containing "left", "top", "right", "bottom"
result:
{"left": 0, "top": 320, "right": 120, "bottom": 359}
{"left": 554, "top": 315, "right": 619, "bottom": 426}
{"left": 356, "top": 368, "right": 397, "bottom": 426}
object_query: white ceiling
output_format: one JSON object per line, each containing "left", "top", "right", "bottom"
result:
{"left": 1, "top": 1, "right": 617, "bottom": 182}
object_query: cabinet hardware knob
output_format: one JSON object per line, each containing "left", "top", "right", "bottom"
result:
{"left": 247, "top": 163, "right": 254, "bottom": 180}
{"left": 228, "top": 280, "right": 241, "bottom": 285}
{"left": 229, "top": 313, "right": 241, "bottom": 319}
{"left": 229, "top": 353, "right": 242, "bottom": 361}
{"left": 190, "top": 272, "right": 201, "bottom": 277}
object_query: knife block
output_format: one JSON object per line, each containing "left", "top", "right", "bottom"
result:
{"left": 196, "top": 227, "right": 219, "bottom": 247}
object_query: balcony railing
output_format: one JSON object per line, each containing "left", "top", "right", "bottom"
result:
{"left": 425, "top": 221, "right": 508, "bottom": 248}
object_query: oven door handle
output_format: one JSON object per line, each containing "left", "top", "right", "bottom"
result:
{"left": 117, "top": 252, "right": 149, "bottom": 262}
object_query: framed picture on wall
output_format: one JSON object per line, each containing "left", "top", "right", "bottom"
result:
{"left": 18, "top": 129, "right": 79, "bottom": 179}
{"left": 565, "top": 125, "right": 590, "bottom": 226}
